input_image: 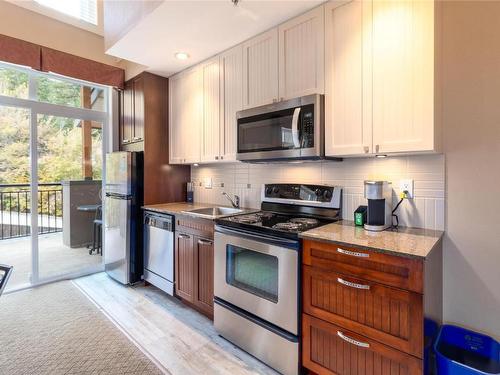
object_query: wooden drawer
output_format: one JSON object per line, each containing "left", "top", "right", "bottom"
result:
{"left": 176, "top": 215, "right": 214, "bottom": 239}
{"left": 302, "top": 314, "right": 422, "bottom": 375}
{"left": 303, "top": 240, "right": 423, "bottom": 293}
{"left": 303, "top": 266, "right": 423, "bottom": 358}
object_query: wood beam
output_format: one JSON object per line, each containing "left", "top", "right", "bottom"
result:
{"left": 81, "top": 87, "right": 93, "bottom": 179}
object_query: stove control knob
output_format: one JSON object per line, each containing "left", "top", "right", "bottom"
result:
{"left": 315, "top": 188, "right": 323, "bottom": 197}
{"left": 266, "top": 186, "right": 273, "bottom": 196}
{"left": 323, "top": 190, "right": 333, "bottom": 200}
{"left": 272, "top": 186, "right": 280, "bottom": 195}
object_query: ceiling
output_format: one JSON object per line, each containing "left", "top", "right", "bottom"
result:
{"left": 106, "top": 0, "right": 325, "bottom": 77}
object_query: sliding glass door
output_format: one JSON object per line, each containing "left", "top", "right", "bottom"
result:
{"left": 0, "top": 62, "right": 110, "bottom": 291}
{"left": 0, "top": 104, "right": 32, "bottom": 290}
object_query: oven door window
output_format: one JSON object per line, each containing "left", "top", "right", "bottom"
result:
{"left": 226, "top": 245, "right": 279, "bottom": 303}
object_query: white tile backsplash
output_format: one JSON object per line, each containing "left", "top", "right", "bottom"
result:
{"left": 191, "top": 154, "right": 445, "bottom": 230}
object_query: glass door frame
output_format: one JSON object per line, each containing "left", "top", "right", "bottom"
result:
{"left": 0, "top": 62, "right": 111, "bottom": 288}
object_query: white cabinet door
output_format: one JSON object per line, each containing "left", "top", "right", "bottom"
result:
{"left": 278, "top": 5, "right": 325, "bottom": 100}
{"left": 372, "top": 0, "right": 435, "bottom": 154}
{"left": 324, "top": 0, "right": 372, "bottom": 157}
{"left": 201, "top": 57, "right": 221, "bottom": 163}
{"left": 169, "top": 73, "right": 184, "bottom": 164}
{"left": 219, "top": 45, "right": 243, "bottom": 162}
{"left": 182, "top": 66, "right": 203, "bottom": 164}
{"left": 242, "top": 28, "right": 279, "bottom": 109}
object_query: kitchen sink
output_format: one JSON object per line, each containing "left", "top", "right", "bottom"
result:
{"left": 182, "top": 206, "right": 246, "bottom": 218}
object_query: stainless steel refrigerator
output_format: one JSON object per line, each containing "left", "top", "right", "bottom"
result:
{"left": 104, "top": 151, "right": 144, "bottom": 284}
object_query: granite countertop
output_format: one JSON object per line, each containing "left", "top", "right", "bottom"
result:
{"left": 299, "top": 220, "right": 444, "bottom": 259}
{"left": 142, "top": 202, "right": 258, "bottom": 220}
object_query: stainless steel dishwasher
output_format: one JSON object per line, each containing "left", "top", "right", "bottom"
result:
{"left": 143, "top": 212, "right": 174, "bottom": 295}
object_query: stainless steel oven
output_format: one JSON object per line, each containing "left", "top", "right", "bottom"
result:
{"left": 214, "top": 226, "right": 299, "bottom": 375}
{"left": 236, "top": 94, "right": 325, "bottom": 162}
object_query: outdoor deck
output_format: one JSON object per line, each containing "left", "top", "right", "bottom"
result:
{"left": 0, "top": 232, "right": 103, "bottom": 291}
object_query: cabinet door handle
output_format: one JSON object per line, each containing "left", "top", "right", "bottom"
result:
{"left": 337, "top": 277, "right": 370, "bottom": 290}
{"left": 220, "top": 156, "right": 224, "bottom": 160}
{"left": 375, "top": 144, "right": 380, "bottom": 153}
{"left": 198, "top": 239, "right": 213, "bottom": 246}
{"left": 337, "top": 331, "right": 370, "bottom": 348}
{"left": 337, "top": 247, "right": 369, "bottom": 258}
{"left": 215, "top": 156, "right": 219, "bottom": 160}
{"left": 178, "top": 234, "right": 190, "bottom": 239}
{"left": 364, "top": 146, "right": 369, "bottom": 153}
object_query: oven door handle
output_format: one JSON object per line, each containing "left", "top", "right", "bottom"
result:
{"left": 214, "top": 225, "right": 299, "bottom": 250}
{"left": 291, "top": 107, "right": 301, "bottom": 148}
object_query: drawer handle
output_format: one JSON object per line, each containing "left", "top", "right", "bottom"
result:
{"left": 198, "top": 239, "right": 212, "bottom": 245}
{"left": 178, "top": 234, "right": 190, "bottom": 239}
{"left": 337, "top": 331, "right": 370, "bottom": 348}
{"left": 337, "top": 248, "right": 369, "bottom": 258}
{"left": 337, "top": 277, "right": 370, "bottom": 290}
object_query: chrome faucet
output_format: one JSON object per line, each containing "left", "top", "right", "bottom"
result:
{"left": 222, "top": 192, "right": 240, "bottom": 208}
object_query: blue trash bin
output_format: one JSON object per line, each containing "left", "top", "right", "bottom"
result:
{"left": 425, "top": 318, "right": 439, "bottom": 375}
{"left": 434, "top": 324, "right": 500, "bottom": 375}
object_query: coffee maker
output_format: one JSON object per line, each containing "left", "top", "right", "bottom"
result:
{"left": 364, "top": 181, "right": 392, "bottom": 231}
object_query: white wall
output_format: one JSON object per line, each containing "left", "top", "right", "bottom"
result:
{"left": 0, "top": 0, "right": 118, "bottom": 66}
{"left": 441, "top": 1, "right": 500, "bottom": 341}
{"left": 191, "top": 154, "right": 445, "bottom": 231}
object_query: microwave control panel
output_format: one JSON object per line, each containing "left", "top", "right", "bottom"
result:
{"left": 301, "top": 105, "right": 314, "bottom": 148}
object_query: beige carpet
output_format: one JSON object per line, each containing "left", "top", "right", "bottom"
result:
{"left": 0, "top": 281, "right": 164, "bottom": 375}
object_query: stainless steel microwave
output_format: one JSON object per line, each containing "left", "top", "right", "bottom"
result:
{"left": 236, "top": 94, "right": 329, "bottom": 162}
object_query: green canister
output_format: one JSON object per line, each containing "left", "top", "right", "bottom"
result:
{"left": 354, "top": 205, "right": 367, "bottom": 226}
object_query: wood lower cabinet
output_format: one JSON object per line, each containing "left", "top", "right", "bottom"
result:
{"left": 302, "top": 239, "right": 442, "bottom": 375}
{"left": 303, "top": 314, "right": 422, "bottom": 375}
{"left": 174, "top": 216, "right": 214, "bottom": 318}
{"left": 175, "top": 232, "right": 195, "bottom": 302}
{"left": 193, "top": 236, "right": 214, "bottom": 316}
{"left": 303, "top": 266, "right": 423, "bottom": 358}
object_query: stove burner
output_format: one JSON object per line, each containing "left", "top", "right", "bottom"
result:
{"left": 272, "top": 222, "right": 302, "bottom": 231}
{"left": 290, "top": 217, "right": 319, "bottom": 226}
{"left": 230, "top": 212, "right": 272, "bottom": 224}
{"left": 233, "top": 214, "right": 261, "bottom": 224}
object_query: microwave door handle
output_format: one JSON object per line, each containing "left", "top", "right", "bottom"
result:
{"left": 291, "top": 107, "right": 301, "bottom": 148}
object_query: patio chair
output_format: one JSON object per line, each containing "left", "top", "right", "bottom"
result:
{"left": 89, "top": 206, "right": 103, "bottom": 255}
{"left": 0, "top": 264, "right": 13, "bottom": 297}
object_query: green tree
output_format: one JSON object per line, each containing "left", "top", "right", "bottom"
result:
{"left": 0, "top": 67, "right": 103, "bottom": 186}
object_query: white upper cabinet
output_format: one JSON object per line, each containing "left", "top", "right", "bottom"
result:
{"left": 169, "top": 73, "right": 184, "bottom": 164}
{"left": 183, "top": 66, "right": 203, "bottom": 164}
{"left": 324, "top": 0, "right": 372, "bottom": 157}
{"left": 372, "top": 0, "right": 436, "bottom": 154}
{"left": 219, "top": 45, "right": 243, "bottom": 162}
{"left": 242, "top": 28, "right": 279, "bottom": 109}
{"left": 278, "top": 6, "right": 325, "bottom": 100}
{"left": 201, "top": 57, "right": 221, "bottom": 163}
{"left": 169, "top": 66, "right": 202, "bottom": 164}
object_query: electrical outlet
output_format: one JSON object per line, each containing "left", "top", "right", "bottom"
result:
{"left": 203, "top": 177, "right": 212, "bottom": 189}
{"left": 399, "top": 179, "right": 414, "bottom": 198}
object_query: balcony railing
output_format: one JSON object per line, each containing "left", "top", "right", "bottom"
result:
{"left": 0, "top": 183, "right": 63, "bottom": 240}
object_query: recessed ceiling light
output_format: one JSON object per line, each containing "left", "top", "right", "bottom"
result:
{"left": 175, "top": 52, "right": 189, "bottom": 60}
{"left": 375, "top": 154, "right": 388, "bottom": 158}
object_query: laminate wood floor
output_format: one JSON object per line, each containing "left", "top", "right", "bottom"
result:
{"left": 74, "top": 272, "right": 278, "bottom": 375}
